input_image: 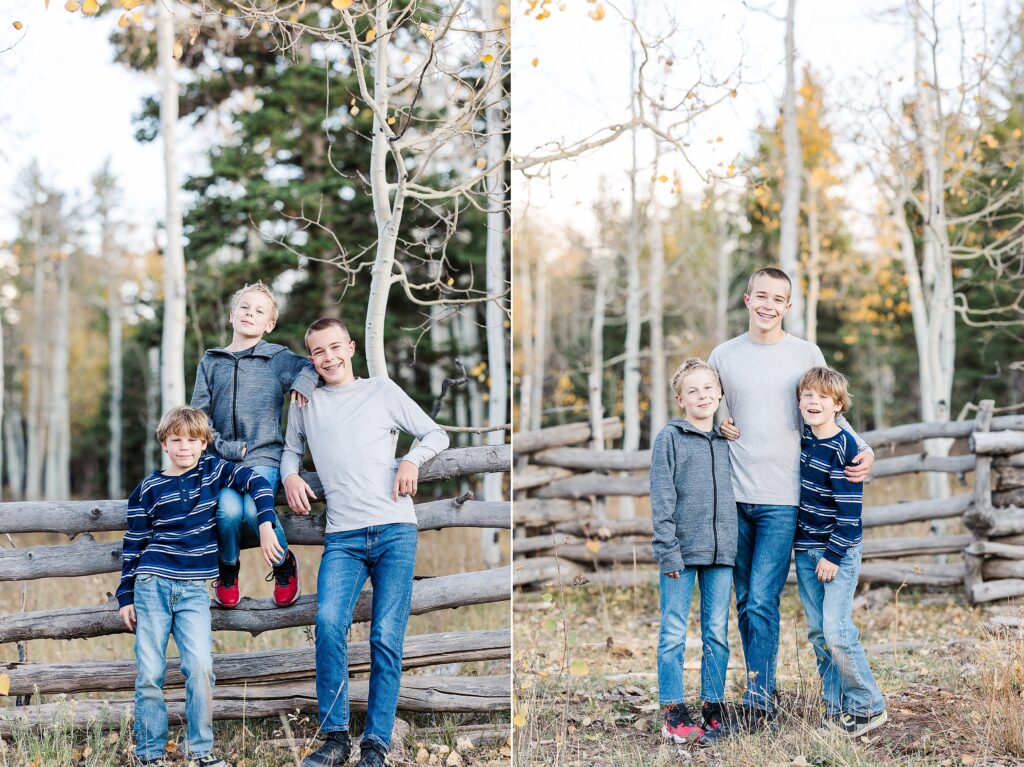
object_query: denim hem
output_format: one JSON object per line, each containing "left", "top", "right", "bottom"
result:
{"left": 321, "top": 727, "right": 350, "bottom": 734}
{"left": 658, "top": 697, "right": 685, "bottom": 706}
{"left": 361, "top": 733, "right": 390, "bottom": 752}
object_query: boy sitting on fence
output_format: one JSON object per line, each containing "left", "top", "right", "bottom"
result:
{"left": 651, "top": 358, "right": 737, "bottom": 745}
{"left": 794, "top": 367, "right": 887, "bottom": 737}
{"left": 116, "top": 406, "right": 277, "bottom": 767}
{"left": 191, "top": 280, "right": 318, "bottom": 608}
{"left": 281, "top": 318, "right": 450, "bottom": 767}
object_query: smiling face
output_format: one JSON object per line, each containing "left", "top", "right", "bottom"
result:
{"left": 230, "top": 290, "right": 277, "bottom": 341}
{"left": 161, "top": 432, "right": 207, "bottom": 473}
{"left": 675, "top": 368, "right": 723, "bottom": 424}
{"left": 743, "top": 274, "right": 792, "bottom": 339}
{"left": 799, "top": 386, "right": 843, "bottom": 429}
{"left": 307, "top": 324, "right": 357, "bottom": 386}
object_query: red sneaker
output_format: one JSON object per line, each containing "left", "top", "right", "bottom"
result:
{"left": 662, "top": 704, "right": 704, "bottom": 743}
{"left": 269, "top": 550, "right": 300, "bottom": 607}
{"left": 212, "top": 561, "right": 240, "bottom": 608}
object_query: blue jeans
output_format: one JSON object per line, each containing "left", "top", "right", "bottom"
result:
{"left": 734, "top": 503, "right": 798, "bottom": 711}
{"left": 795, "top": 545, "right": 885, "bottom": 717}
{"left": 133, "top": 574, "right": 214, "bottom": 761}
{"left": 315, "top": 524, "right": 418, "bottom": 751}
{"left": 657, "top": 566, "right": 732, "bottom": 705}
{"left": 217, "top": 465, "right": 288, "bottom": 567}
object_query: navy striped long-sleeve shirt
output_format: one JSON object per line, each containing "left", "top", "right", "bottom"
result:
{"left": 795, "top": 426, "right": 863, "bottom": 565}
{"left": 116, "top": 454, "right": 276, "bottom": 608}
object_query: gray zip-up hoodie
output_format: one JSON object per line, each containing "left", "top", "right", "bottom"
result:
{"left": 190, "top": 340, "right": 318, "bottom": 468}
{"left": 650, "top": 418, "right": 738, "bottom": 574}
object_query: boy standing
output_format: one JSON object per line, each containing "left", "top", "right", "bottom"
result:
{"left": 708, "top": 267, "right": 874, "bottom": 726}
{"left": 795, "top": 367, "right": 887, "bottom": 736}
{"left": 281, "top": 318, "right": 450, "bottom": 767}
{"left": 191, "top": 281, "right": 318, "bottom": 608}
{"left": 117, "top": 406, "right": 277, "bottom": 766}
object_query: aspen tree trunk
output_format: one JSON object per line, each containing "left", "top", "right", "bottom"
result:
{"left": 620, "top": 43, "right": 642, "bottom": 519}
{"left": 45, "top": 251, "right": 70, "bottom": 500}
{"left": 3, "top": 396, "right": 23, "bottom": 500}
{"left": 529, "top": 258, "right": 547, "bottom": 432}
{"left": 96, "top": 165, "right": 124, "bottom": 499}
{"left": 589, "top": 252, "right": 610, "bottom": 521}
{"left": 779, "top": 0, "right": 805, "bottom": 336}
{"left": 24, "top": 204, "right": 46, "bottom": 502}
{"left": 158, "top": 0, "right": 186, "bottom": 415}
{"left": 0, "top": 304, "right": 4, "bottom": 502}
{"left": 145, "top": 347, "right": 161, "bottom": 477}
{"left": 647, "top": 164, "right": 668, "bottom": 435}
{"left": 517, "top": 250, "right": 534, "bottom": 434}
{"left": 805, "top": 181, "right": 821, "bottom": 345}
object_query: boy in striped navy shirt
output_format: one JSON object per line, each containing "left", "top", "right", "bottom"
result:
{"left": 116, "top": 406, "right": 276, "bottom": 766}
{"left": 795, "top": 367, "right": 886, "bottom": 738}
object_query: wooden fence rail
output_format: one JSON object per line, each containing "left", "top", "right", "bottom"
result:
{"left": 0, "top": 443, "right": 512, "bottom": 732}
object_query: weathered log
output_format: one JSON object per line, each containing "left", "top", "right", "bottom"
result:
{"left": 965, "top": 540, "right": 1024, "bottom": 559}
{"left": 983, "top": 559, "right": 1024, "bottom": 579}
{"left": 512, "top": 534, "right": 584, "bottom": 555}
{"left": 418, "top": 445, "right": 510, "bottom": 482}
{"left": 512, "top": 466, "right": 574, "bottom": 492}
{"left": 1, "top": 629, "right": 509, "bottom": 696}
{"left": 995, "top": 467, "right": 1024, "bottom": 492}
{"left": 862, "top": 494, "right": 972, "bottom": 527}
{"left": 861, "top": 415, "right": 1024, "bottom": 447}
{"left": 514, "top": 418, "right": 622, "bottom": 454}
{"left": 869, "top": 452, "right": 975, "bottom": 479}
{"left": 971, "top": 578, "right": 1024, "bottom": 604}
{"left": 531, "top": 447, "right": 651, "bottom": 472}
{"left": 994, "top": 453, "right": 1024, "bottom": 469}
{"left": 0, "top": 501, "right": 510, "bottom": 582}
{"left": 0, "top": 494, "right": 508, "bottom": 538}
{"left": 0, "top": 675, "right": 511, "bottom": 735}
{"left": 511, "top": 556, "right": 583, "bottom": 587}
{"left": 513, "top": 499, "right": 588, "bottom": 526}
{"left": 553, "top": 518, "right": 653, "bottom": 538}
{"left": 971, "top": 430, "right": 1024, "bottom": 456}
{"left": 0, "top": 566, "right": 510, "bottom": 643}
{"left": 995, "top": 489, "right": 1024, "bottom": 508}
{"left": 964, "top": 506, "right": 1024, "bottom": 537}
{"left": 534, "top": 473, "right": 648, "bottom": 499}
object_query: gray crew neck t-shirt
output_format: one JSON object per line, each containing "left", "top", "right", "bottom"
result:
{"left": 708, "top": 332, "right": 868, "bottom": 506}
{"left": 280, "top": 377, "right": 450, "bottom": 532}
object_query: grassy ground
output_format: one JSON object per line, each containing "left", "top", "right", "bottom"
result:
{"left": 513, "top": 578, "right": 1024, "bottom": 767}
{"left": 0, "top": 525, "right": 511, "bottom": 766}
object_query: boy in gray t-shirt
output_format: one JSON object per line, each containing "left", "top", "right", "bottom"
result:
{"left": 707, "top": 267, "right": 874, "bottom": 728}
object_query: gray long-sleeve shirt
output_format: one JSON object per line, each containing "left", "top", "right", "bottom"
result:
{"left": 280, "top": 376, "right": 450, "bottom": 532}
{"left": 708, "top": 332, "right": 870, "bottom": 506}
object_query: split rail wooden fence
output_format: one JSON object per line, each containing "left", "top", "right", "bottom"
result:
{"left": 0, "top": 444, "right": 512, "bottom": 736}
{"left": 513, "top": 405, "right": 1024, "bottom": 605}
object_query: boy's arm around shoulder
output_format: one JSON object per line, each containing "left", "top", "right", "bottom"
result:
{"left": 274, "top": 348, "right": 318, "bottom": 402}
{"left": 116, "top": 481, "right": 152, "bottom": 610}
{"left": 190, "top": 356, "right": 247, "bottom": 460}
{"left": 381, "top": 378, "right": 451, "bottom": 466}
{"left": 650, "top": 428, "right": 685, "bottom": 575}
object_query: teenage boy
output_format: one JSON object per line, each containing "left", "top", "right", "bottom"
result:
{"left": 191, "top": 281, "right": 318, "bottom": 608}
{"left": 280, "top": 318, "right": 450, "bottom": 767}
{"left": 795, "top": 367, "right": 887, "bottom": 736}
{"left": 707, "top": 267, "right": 874, "bottom": 727}
{"left": 117, "top": 406, "right": 276, "bottom": 767}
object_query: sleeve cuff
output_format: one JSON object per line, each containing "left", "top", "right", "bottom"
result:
{"left": 823, "top": 548, "right": 846, "bottom": 565}
{"left": 659, "top": 554, "right": 685, "bottom": 574}
{"left": 116, "top": 593, "right": 134, "bottom": 609}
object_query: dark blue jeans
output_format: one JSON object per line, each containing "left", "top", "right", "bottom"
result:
{"left": 314, "top": 524, "right": 418, "bottom": 751}
{"left": 216, "top": 465, "right": 288, "bottom": 567}
{"left": 734, "top": 503, "right": 798, "bottom": 711}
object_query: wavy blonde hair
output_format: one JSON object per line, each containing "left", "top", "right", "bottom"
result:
{"left": 798, "top": 366, "right": 852, "bottom": 413}
{"left": 157, "top": 406, "right": 214, "bottom": 443}
{"left": 670, "top": 357, "right": 721, "bottom": 398}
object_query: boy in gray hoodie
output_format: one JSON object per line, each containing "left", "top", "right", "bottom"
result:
{"left": 191, "top": 281, "right": 318, "bottom": 608}
{"left": 651, "top": 358, "right": 738, "bottom": 745}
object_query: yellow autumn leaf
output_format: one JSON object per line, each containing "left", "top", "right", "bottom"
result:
{"left": 730, "top": 89, "right": 738, "bottom": 97}
{"left": 531, "top": 57, "right": 538, "bottom": 67}
{"left": 419, "top": 23, "right": 434, "bottom": 41}
{"left": 588, "top": 3, "right": 605, "bottom": 20}
{"left": 475, "top": 157, "right": 487, "bottom": 169}
{"left": 657, "top": 175, "right": 668, "bottom": 182}
{"left": 512, "top": 708, "right": 527, "bottom": 728}
{"left": 350, "top": 106, "right": 360, "bottom": 116}
{"left": 65, "top": 0, "right": 80, "bottom": 11}
{"left": 365, "top": 25, "right": 376, "bottom": 42}
{"left": 387, "top": 116, "right": 396, "bottom": 125}
{"left": 480, "top": 53, "right": 494, "bottom": 64}
{"left": 0, "top": 673, "right": 9, "bottom": 696}
{"left": 569, "top": 659, "right": 589, "bottom": 676}
{"left": 12, "top": 20, "right": 23, "bottom": 29}
{"left": 584, "top": 539, "right": 602, "bottom": 553}
{"left": 81, "top": 0, "right": 99, "bottom": 15}
{"left": 331, "top": 0, "right": 353, "bottom": 8}
{"left": 117, "top": 12, "right": 129, "bottom": 26}
{"left": 402, "top": 54, "right": 410, "bottom": 64}
{"left": 131, "top": 10, "right": 140, "bottom": 23}
{"left": 173, "top": 39, "right": 183, "bottom": 59}
{"left": 497, "top": 3, "right": 509, "bottom": 15}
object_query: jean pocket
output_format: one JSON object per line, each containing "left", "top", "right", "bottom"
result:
{"left": 136, "top": 573, "right": 155, "bottom": 584}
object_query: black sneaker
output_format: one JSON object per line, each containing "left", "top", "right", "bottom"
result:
{"left": 302, "top": 731, "right": 352, "bottom": 767}
{"left": 189, "top": 756, "right": 226, "bottom": 767}
{"left": 700, "top": 701, "right": 731, "bottom": 740}
{"left": 356, "top": 740, "right": 388, "bottom": 767}
{"left": 662, "top": 704, "right": 705, "bottom": 743}
{"left": 836, "top": 709, "right": 888, "bottom": 737}
{"left": 732, "top": 704, "right": 778, "bottom": 733}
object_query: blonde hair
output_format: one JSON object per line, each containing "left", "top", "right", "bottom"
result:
{"left": 670, "top": 357, "right": 721, "bottom": 397}
{"left": 745, "top": 267, "right": 792, "bottom": 300}
{"left": 157, "top": 406, "right": 214, "bottom": 443}
{"left": 798, "top": 366, "right": 852, "bottom": 413}
{"left": 230, "top": 281, "right": 279, "bottom": 322}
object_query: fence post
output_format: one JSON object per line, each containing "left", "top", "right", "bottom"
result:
{"left": 964, "top": 399, "right": 994, "bottom": 604}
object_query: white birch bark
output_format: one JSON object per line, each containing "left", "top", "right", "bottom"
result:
{"left": 647, "top": 162, "right": 668, "bottom": 435}
{"left": 158, "top": 0, "right": 186, "bottom": 415}
{"left": 3, "top": 394, "right": 23, "bottom": 501}
{"left": 779, "top": 0, "right": 805, "bottom": 337}
{"left": 529, "top": 257, "right": 547, "bottom": 432}
{"left": 44, "top": 251, "right": 70, "bottom": 501}
{"left": 96, "top": 165, "right": 123, "bottom": 499}
{"left": 0, "top": 303, "right": 4, "bottom": 503}
{"left": 805, "top": 180, "right": 821, "bottom": 345}
{"left": 517, "top": 248, "right": 534, "bottom": 435}
{"left": 24, "top": 203, "right": 46, "bottom": 502}
{"left": 145, "top": 347, "right": 161, "bottom": 477}
{"left": 589, "top": 251, "right": 611, "bottom": 521}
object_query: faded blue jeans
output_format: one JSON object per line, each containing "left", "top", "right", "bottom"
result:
{"left": 795, "top": 545, "right": 885, "bottom": 717}
{"left": 217, "top": 465, "right": 288, "bottom": 567}
{"left": 657, "top": 565, "right": 733, "bottom": 706}
{"left": 314, "top": 524, "right": 418, "bottom": 752}
{"left": 734, "top": 503, "right": 798, "bottom": 711}
{"left": 133, "top": 574, "right": 214, "bottom": 762}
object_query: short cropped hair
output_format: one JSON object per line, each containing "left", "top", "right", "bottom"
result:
{"left": 230, "top": 281, "right": 279, "bottom": 321}
{"left": 157, "top": 406, "right": 214, "bottom": 443}
{"left": 304, "top": 317, "right": 352, "bottom": 352}
{"left": 798, "top": 366, "right": 852, "bottom": 413}
{"left": 745, "top": 267, "right": 792, "bottom": 300}
{"left": 670, "top": 357, "right": 721, "bottom": 398}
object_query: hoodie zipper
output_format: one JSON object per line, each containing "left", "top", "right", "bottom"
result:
{"left": 707, "top": 433, "right": 719, "bottom": 564}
